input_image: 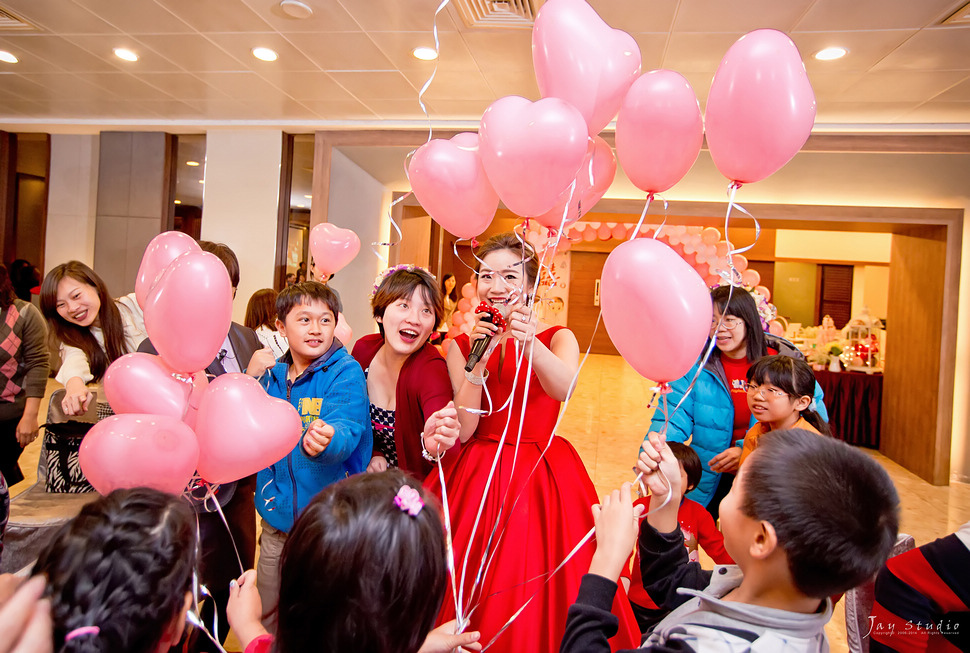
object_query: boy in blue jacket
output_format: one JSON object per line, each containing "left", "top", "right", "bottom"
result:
{"left": 253, "top": 281, "right": 371, "bottom": 630}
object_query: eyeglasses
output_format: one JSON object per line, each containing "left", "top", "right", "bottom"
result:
{"left": 746, "top": 382, "right": 788, "bottom": 399}
{"left": 711, "top": 316, "right": 743, "bottom": 330}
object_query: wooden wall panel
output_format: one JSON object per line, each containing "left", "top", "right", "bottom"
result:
{"left": 568, "top": 251, "right": 618, "bottom": 356}
{"left": 883, "top": 229, "right": 948, "bottom": 484}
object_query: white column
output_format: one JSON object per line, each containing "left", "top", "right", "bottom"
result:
{"left": 44, "top": 134, "right": 99, "bottom": 272}
{"left": 201, "top": 130, "right": 282, "bottom": 323}
{"left": 327, "top": 149, "right": 390, "bottom": 338}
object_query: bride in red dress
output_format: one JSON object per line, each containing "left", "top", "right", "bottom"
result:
{"left": 427, "top": 233, "right": 639, "bottom": 652}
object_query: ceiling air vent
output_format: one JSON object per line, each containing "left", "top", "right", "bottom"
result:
{"left": 453, "top": 0, "right": 545, "bottom": 29}
{"left": 940, "top": 1, "right": 970, "bottom": 25}
{"left": 0, "top": 7, "right": 37, "bottom": 31}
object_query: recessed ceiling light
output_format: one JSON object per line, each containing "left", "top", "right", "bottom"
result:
{"left": 814, "top": 47, "right": 847, "bottom": 61}
{"left": 412, "top": 46, "right": 438, "bottom": 61}
{"left": 0, "top": 51, "right": 18, "bottom": 64}
{"left": 252, "top": 47, "right": 279, "bottom": 62}
{"left": 280, "top": 0, "right": 313, "bottom": 19}
{"left": 113, "top": 48, "right": 139, "bottom": 62}
{"left": 304, "top": 194, "right": 312, "bottom": 199}
{"left": 198, "top": 179, "right": 204, "bottom": 184}
{"left": 174, "top": 200, "right": 181, "bottom": 204}
{"left": 186, "top": 160, "right": 200, "bottom": 167}
{"left": 298, "top": 203, "right": 305, "bottom": 208}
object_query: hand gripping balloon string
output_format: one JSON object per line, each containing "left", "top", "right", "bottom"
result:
{"left": 474, "top": 305, "right": 602, "bottom": 604}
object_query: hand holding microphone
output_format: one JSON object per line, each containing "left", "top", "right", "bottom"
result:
{"left": 465, "top": 302, "right": 508, "bottom": 372}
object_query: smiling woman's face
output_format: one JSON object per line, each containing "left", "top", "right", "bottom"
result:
{"left": 55, "top": 277, "right": 101, "bottom": 328}
{"left": 477, "top": 249, "right": 527, "bottom": 308}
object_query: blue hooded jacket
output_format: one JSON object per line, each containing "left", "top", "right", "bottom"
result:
{"left": 648, "top": 334, "right": 828, "bottom": 508}
{"left": 256, "top": 340, "right": 372, "bottom": 533}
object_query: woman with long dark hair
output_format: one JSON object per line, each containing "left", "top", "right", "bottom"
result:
{"left": 0, "top": 263, "right": 48, "bottom": 486}
{"left": 648, "top": 285, "right": 828, "bottom": 519}
{"left": 40, "top": 261, "right": 146, "bottom": 418}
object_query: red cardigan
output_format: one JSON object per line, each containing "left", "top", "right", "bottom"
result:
{"left": 351, "top": 334, "right": 455, "bottom": 478}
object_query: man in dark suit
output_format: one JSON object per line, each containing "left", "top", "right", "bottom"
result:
{"left": 140, "top": 240, "right": 272, "bottom": 653}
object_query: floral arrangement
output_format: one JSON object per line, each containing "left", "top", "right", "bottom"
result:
{"left": 369, "top": 264, "right": 435, "bottom": 300}
{"left": 807, "top": 340, "right": 844, "bottom": 365}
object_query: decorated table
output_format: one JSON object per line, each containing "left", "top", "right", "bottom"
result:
{"left": 814, "top": 369, "right": 882, "bottom": 448}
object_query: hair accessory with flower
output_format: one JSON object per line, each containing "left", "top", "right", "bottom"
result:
{"left": 369, "top": 264, "right": 435, "bottom": 300}
{"left": 394, "top": 485, "right": 424, "bottom": 517}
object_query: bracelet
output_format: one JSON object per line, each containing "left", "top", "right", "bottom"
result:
{"left": 464, "top": 369, "right": 489, "bottom": 386}
{"left": 421, "top": 432, "right": 445, "bottom": 463}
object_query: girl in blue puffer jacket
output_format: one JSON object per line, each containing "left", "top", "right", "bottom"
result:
{"left": 647, "top": 286, "right": 827, "bottom": 519}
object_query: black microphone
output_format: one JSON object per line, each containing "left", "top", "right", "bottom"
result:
{"left": 464, "top": 311, "right": 495, "bottom": 372}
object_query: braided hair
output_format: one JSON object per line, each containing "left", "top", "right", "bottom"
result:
{"left": 32, "top": 488, "right": 198, "bottom": 653}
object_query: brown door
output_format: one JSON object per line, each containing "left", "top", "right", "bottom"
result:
{"left": 568, "top": 251, "right": 619, "bottom": 356}
{"left": 816, "top": 264, "right": 854, "bottom": 328}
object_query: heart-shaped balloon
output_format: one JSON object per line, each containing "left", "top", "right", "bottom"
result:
{"left": 144, "top": 250, "right": 233, "bottom": 374}
{"left": 479, "top": 95, "right": 588, "bottom": 218}
{"left": 334, "top": 312, "right": 353, "bottom": 348}
{"left": 194, "top": 373, "right": 303, "bottom": 484}
{"left": 103, "top": 352, "right": 192, "bottom": 419}
{"left": 705, "top": 29, "right": 816, "bottom": 184}
{"left": 310, "top": 223, "right": 361, "bottom": 277}
{"left": 135, "top": 231, "right": 201, "bottom": 310}
{"left": 79, "top": 414, "right": 200, "bottom": 496}
{"left": 533, "top": 0, "right": 642, "bottom": 135}
{"left": 616, "top": 70, "right": 704, "bottom": 194}
{"left": 408, "top": 132, "right": 499, "bottom": 239}
{"left": 533, "top": 135, "right": 616, "bottom": 230}
{"left": 601, "top": 239, "right": 712, "bottom": 383}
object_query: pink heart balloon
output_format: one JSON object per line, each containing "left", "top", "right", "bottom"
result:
{"left": 616, "top": 70, "right": 704, "bottom": 194}
{"left": 194, "top": 373, "right": 303, "bottom": 484}
{"left": 479, "top": 95, "right": 589, "bottom": 218}
{"left": 533, "top": 0, "right": 642, "bottom": 135}
{"left": 601, "top": 239, "right": 712, "bottom": 383}
{"left": 135, "top": 231, "right": 201, "bottom": 310}
{"left": 144, "top": 250, "right": 233, "bottom": 374}
{"left": 533, "top": 135, "right": 616, "bottom": 230}
{"left": 408, "top": 133, "right": 499, "bottom": 239}
{"left": 79, "top": 414, "right": 199, "bottom": 496}
{"left": 103, "top": 352, "right": 192, "bottom": 419}
{"left": 705, "top": 29, "right": 816, "bottom": 184}
{"left": 310, "top": 223, "right": 360, "bottom": 277}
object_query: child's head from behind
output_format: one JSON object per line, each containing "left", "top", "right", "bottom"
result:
{"left": 667, "top": 442, "right": 701, "bottom": 493}
{"left": 33, "top": 488, "right": 197, "bottom": 653}
{"left": 276, "top": 281, "right": 342, "bottom": 364}
{"left": 722, "top": 429, "right": 899, "bottom": 599}
{"left": 746, "top": 355, "right": 829, "bottom": 434}
{"left": 276, "top": 469, "right": 446, "bottom": 653}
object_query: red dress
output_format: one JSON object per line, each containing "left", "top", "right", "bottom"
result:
{"left": 426, "top": 327, "right": 640, "bottom": 652}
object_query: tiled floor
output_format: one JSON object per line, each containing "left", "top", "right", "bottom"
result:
{"left": 13, "top": 360, "right": 970, "bottom": 652}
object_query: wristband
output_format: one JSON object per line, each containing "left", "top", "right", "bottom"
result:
{"left": 421, "top": 432, "right": 444, "bottom": 462}
{"left": 464, "top": 369, "right": 489, "bottom": 386}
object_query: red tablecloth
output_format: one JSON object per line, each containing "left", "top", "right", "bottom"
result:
{"left": 814, "top": 369, "right": 882, "bottom": 448}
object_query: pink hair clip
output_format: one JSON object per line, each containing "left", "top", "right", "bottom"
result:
{"left": 394, "top": 485, "right": 424, "bottom": 517}
{"left": 65, "top": 626, "right": 100, "bottom": 641}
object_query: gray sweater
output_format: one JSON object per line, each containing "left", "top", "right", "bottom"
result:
{"left": 561, "top": 524, "right": 831, "bottom": 653}
{"left": 0, "top": 299, "right": 49, "bottom": 421}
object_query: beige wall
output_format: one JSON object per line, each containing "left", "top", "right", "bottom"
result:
{"left": 200, "top": 130, "right": 281, "bottom": 324}
{"left": 44, "top": 134, "right": 99, "bottom": 273}
{"left": 775, "top": 230, "right": 891, "bottom": 263}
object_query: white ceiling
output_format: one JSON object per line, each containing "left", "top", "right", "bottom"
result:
{"left": 1, "top": 0, "right": 969, "bottom": 207}
{"left": 0, "top": 0, "right": 966, "bottom": 129}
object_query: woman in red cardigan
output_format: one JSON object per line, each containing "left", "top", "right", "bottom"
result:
{"left": 352, "top": 266, "right": 460, "bottom": 478}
